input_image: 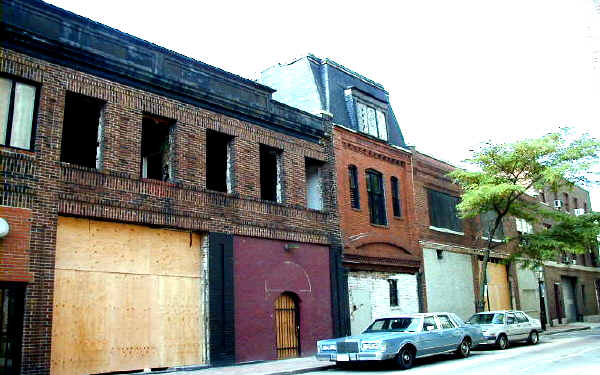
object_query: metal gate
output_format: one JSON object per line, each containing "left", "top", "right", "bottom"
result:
{"left": 274, "top": 293, "right": 300, "bottom": 359}
{"left": 0, "top": 283, "right": 25, "bottom": 375}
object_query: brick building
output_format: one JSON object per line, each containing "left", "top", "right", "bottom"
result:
{"left": 412, "top": 151, "right": 518, "bottom": 320}
{"left": 536, "top": 185, "right": 600, "bottom": 324}
{"left": 0, "top": 1, "right": 349, "bottom": 374}
{"left": 261, "top": 55, "right": 422, "bottom": 334}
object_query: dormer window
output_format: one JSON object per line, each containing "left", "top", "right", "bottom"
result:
{"left": 356, "top": 101, "right": 388, "bottom": 141}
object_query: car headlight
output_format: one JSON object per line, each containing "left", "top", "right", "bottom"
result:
{"left": 320, "top": 344, "right": 336, "bottom": 352}
{"left": 361, "top": 341, "right": 385, "bottom": 351}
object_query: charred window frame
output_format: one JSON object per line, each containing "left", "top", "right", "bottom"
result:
{"left": 206, "top": 130, "right": 234, "bottom": 193}
{"left": 259, "top": 144, "right": 283, "bottom": 203}
{"left": 366, "top": 169, "right": 387, "bottom": 226}
{"left": 348, "top": 165, "right": 360, "bottom": 209}
{"left": 388, "top": 279, "right": 398, "bottom": 306}
{"left": 61, "top": 92, "right": 105, "bottom": 169}
{"left": 0, "top": 76, "right": 39, "bottom": 150}
{"left": 390, "top": 176, "right": 401, "bottom": 217}
{"left": 141, "top": 114, "right": 174, "bottom": 181}
{"left": 305, "top": 158, "right": 324, "bottom": 211}
{"left": 427, "top": 189, "right": 463, "bottom": 233}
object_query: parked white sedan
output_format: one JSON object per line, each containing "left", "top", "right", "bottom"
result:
{"left": 466, "top": 310, "right": 542, "bottom": 349}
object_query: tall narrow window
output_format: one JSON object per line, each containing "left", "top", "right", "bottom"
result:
{"left": 206, "top": 130, "right": 233, "bottom": 193}
{"left": 305, "top": 158, "right": 324, "bottom": 210}
{"left": 260, "top": 144, "right": 282, "bottom": 202}
{"left": 388, "top": 279, "right": 398, "bottom": 307}
{"left": 1, "top": 77, "right": 37, "bottom": 149}
{"left": 61, "top": 92, "right": 104, "bottom": 169}
{"left": 539, "top": 191, "right": 546, "bottom": 203}
{"left": 366, "top": 169, "right": 386, "bottom": 225}
{"left": 348, "top": 165, "right": 360, "bottom": 209}
{"left": 573, "top": 197, "right": 578, "bottom": 209}
{"left": 563, "top": 193, "right": 570, "bottom": 212}
{"left": 141, "top": 114, "right": 173, "bottom": 181}
{"left": 390, "top": 176, "right": 401, "bottom": 217}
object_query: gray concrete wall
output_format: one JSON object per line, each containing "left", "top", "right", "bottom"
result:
{"left": 516, "top": 266, "right": 541, "bottom": 319}
{"left": 423, "top": 248, "right": 476, "bottom": 320}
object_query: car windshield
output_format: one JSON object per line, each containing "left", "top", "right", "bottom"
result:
{"left": 364, "top": 317, "right": 421, "bottom": 333}
{"left": 468, "top": 313, "right": 504, "bottom": 324}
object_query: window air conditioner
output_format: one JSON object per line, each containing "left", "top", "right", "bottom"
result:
{"left": 571, "top": 259, "right": 577, "bottom": 265}
{"left": 553, "top": 200, "right": 562, "bottom": 209}
{"left": 573, "top": 208, "right": 585, "bottom": 216}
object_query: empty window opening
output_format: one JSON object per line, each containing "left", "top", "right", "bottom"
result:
{"left": 390, "top": 176, "right": 401, "bottom": 217}
{"left": 305, "top": 158, "right": 324, "bottom": 210}
{"left": 348, "top": 165, "right": 360, "bottom": 209}
{"left": 259, "top": 144, "right": 282, "bottom": 202}
{"left": 60, "top": 92, "right": 104, "bottom": 169}
{"left": 388, "top": 279, "right": 398, "bottom": 306}
{"left": 1, "top": 77, "right": 37, "bottom": 150}
{"left": 366, "top": 169, "right": 387, "bottom": 225}
{"left": 141, "top": 114, "right": 173, "bottom": 181}
{"left": 206, "top": 130, "right": 234, "bottom": 193}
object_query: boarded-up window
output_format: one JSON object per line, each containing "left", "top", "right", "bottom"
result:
{"left": 356, "top": 101, "right": 387, "bottom": 141}
{"left": 61, "top": 92, "right": 105, "bottom": 169}
{"left": 0, "top": 77, "right": 37, "bottom": 150}
{"left": 481, "top": 211, "right": 504, "bottom": 240}
{"left": 305, "top": 158, "right": 324, "bottom": 210}
{"left": 141, "top": 114, "right": 173, "bottom": 181}
{"left": 390, "top": 176, "right": 401, "bottom": 217}
{"left": 348, "top": 165, "right": 360, "bottom": 209}
{"left": 260, "top": 144, "right": 282, "bottom": 202}
{"left": 366, "top": 169, "right": 386, "bottom": 225}
{"left": 427, "top": 189, "right": 462, "bottom": 232}
{"left": 206, "top": 130, "right": 233, "bottom": 193}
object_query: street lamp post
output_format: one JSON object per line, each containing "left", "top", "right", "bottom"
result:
{"left": 536, "top": 266, "right": 547, "bottom": 331}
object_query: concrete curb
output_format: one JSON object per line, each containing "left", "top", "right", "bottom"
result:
{"left": 267, "top": 364, "right": 336, "bottom": 375}
{"left": 541, "top": 326, "right": 591, "bottom": 336}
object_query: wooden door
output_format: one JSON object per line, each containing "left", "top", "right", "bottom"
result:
{"left": 274, "top": 293, "right": 300, "bottom": 359}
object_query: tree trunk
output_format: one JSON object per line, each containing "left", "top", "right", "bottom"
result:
{"left": 477, "top": 214, "right": 503, "bottom": 312}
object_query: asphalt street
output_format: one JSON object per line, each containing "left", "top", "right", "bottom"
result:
{"left": 309, "top": 328, "right": 600, "bottom": 375}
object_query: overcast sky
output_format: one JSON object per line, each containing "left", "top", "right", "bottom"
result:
{"left": 46, "top": 0, "right": 600, "bottom": 210}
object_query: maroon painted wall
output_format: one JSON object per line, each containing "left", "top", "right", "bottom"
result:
{"left": 234, "top": 236, "right": 333, "bottom": 362}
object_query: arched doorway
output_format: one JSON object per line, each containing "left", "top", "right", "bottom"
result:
{"left": 274, "top": 293, "right": 300, "bottom": 359}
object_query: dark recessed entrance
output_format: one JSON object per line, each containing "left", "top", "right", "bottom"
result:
{"left": 0, "top": 283, "right": 25, "bottom": 375}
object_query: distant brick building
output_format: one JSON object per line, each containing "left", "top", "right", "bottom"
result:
{"left": 261, "top": 55, "right": 422, "bottom": 334}
{"left": 0, "top": 1, "right": 349, "bottom": 373}
{"left": 535, "top": 185, "right": 600, "bottom": 324}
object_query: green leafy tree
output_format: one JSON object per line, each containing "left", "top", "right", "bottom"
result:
{"left": 448, "top": 130, "right": 600, "bottom": 312}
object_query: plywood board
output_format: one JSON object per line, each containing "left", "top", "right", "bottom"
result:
{"left": 52, "top": 217, "right": 205, "bottom": 375}
{"left": 482, "top": 262, "right": 512, "bottom": 311}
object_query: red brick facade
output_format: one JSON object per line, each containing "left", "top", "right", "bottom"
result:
{"left": 333, "top": 126, "right": 421, "bottom": 273}
{"left": 0, "top": 207, "right": 33, "bottom": 282}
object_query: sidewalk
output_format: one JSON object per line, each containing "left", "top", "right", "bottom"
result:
{"left": 179, "top": 357, "right": 333, "bottom": 375}
{"left": 541, "top": 321, "right": 600, "bottom": 335}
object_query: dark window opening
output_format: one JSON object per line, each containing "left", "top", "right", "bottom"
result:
{"left": 481, "top": 211, "right": 505, "bottom": 240}
{"left": 348, "top": 165, "right": 360, "bottom": 209}
{"left": 260, "top": 144, "right": 282, "bottom": 202}
{"left": 584, "top": 202, "right": 588, "bottom": 213}
{"left": 206, "top": 130, "right": 233, "bottom": 193}
{"left": 61, "top": 92, "right": 104, "bottom": 169}
{"left": 563, "top": 193, "right": 570, "bottom": 212}
{"left": 427, "top": 189, "right": 463, "bottom": 232}
{"left": 0, "top": 77, "right": 37, "bottom": 150}
{"left": 366, "top": 169, "right": 386, "bottom": 225}
{"left": 0, "top": 283, "right": 25, "bottom": 375}
{"left": 573, "top": 197, "right": 578, "bottom": 209}
{"left": 388, "top": 279, "right": 398, "bottom": 306}
{"left": 305, "top": 158, "right": 324, "bottom": 210}
{"left": 391, "top": 176, "right": 401, "bottom": 217}
{"left": 436, "top": 249, "right": 444, "bottom": 260}
{"left": 141, "top": 114, "right": 173, "bottom": 181}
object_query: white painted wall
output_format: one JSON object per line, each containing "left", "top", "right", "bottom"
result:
{"left": 348, "top": 271, "right": 419, "bottom": 335}
{"left": 423, "top": 248, "right": 476, "bottom": 320}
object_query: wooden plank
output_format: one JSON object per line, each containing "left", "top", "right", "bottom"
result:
{"left": 52, "top": 217, "right": 205, "bottom": 375}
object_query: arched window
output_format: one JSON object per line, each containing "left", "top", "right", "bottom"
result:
{"left": 348, "top": 165, "right": 360, "bottom": 209}
{"left": 390, "top": 176, "right": 401, "bottom": 217}
{"left": 366, "top": 169, "right": 386, "bottom": 225}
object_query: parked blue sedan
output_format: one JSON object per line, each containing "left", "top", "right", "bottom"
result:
{"left": 316, "top": 313, "right": 483, "bottom": 370}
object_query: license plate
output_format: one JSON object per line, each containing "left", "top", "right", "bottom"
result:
{"left": 336, "top": 354, "right": 350, "bottom": 361}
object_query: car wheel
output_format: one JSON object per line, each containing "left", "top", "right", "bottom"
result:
{"left": 396, "top": 346, "right": 415, "bottom": 370}
{"left": 528, "top": 331, "right": 539, "bottom": 345}
{"left": 497, "top": 334, "right": 508, "bottom": 350}
{"left": 456, "top": 338, "right": 471, "bottom": 358}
